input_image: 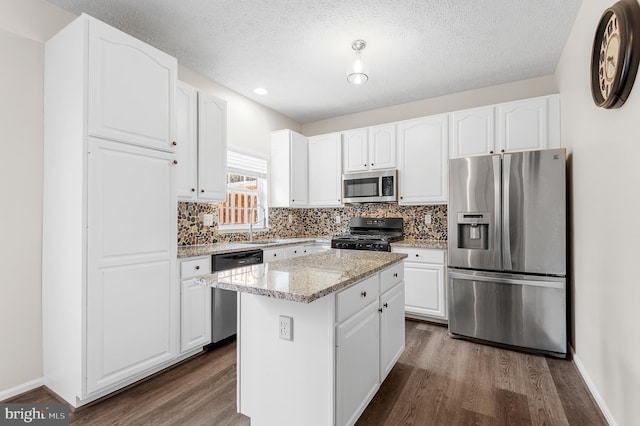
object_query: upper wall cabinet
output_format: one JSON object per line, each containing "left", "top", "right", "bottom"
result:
{"left": 449, "top": 95, "right": 560, "bottom": 159}
{"left": 449, "top": 106, "right": 495, "bottom": 158}
{"left": 497, "top": 95, "right": 560, "bottom": 153}
{"left": 176, "top": 81, "right": 227, "bottom": 202}
{"left": 308, "top": 132, "right": 342, "bottom": 207}
{"left": 270, "top": 129, "right": 308, "bottom": 207}
{"left": 343, "top": 124, "right": 396, "bottom": 173}
{"left": 87, "top": 15, "right": 176, "bottom": 152}
{"left": 397, "top": 115, "right": 448, "bottom": 205}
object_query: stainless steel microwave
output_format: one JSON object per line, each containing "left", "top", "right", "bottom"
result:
{"left": 342, "top": 169, "right": 397, "bottom": 203}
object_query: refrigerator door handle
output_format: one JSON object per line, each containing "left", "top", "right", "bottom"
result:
{"left": 492, "top": 155, "right": 502, "bottom": 268}
{"left": 502, "top": 154, "right": 512, "bottom": 271}
{"left": 449, "top": 271, "right": 565, "bottom": 289}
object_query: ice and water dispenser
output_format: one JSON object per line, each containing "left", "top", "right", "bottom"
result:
{"left": 456, "top": 213, "right": 490, "bottom": 250}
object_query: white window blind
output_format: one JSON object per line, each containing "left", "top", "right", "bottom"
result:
{"left": 227, "top": 151, "right": 267, "bottom": 178}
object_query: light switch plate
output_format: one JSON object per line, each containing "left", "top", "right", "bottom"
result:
{"left": 424, "top": 214, "right": 432, "bottom": 225}
{"left": 203, "top": 214, "right": 214, "bottom": 226}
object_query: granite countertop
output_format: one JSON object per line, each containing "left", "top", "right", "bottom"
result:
{"left": 391, "top": 239, "right": 448, "bottom": 250}
{"left": 179, "top": 237, "right": 446, "bottom": 258}
{"left": 194, "top": 249, "right": 408, "bottom": 303}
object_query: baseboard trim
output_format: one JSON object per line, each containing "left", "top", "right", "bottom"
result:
{"left": 0, "top": 377, "right": 45, "bottom": 402}
{"left": 570, "top": 345, "right": 617, "bottom": 426}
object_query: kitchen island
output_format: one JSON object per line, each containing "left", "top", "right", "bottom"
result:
{"left": 196, "top": 249, "right": 407, "bottom": 426}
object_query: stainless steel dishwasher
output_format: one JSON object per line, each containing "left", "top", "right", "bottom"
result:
{"left": 210, "top": 249, "right": 263, "bottom": 344}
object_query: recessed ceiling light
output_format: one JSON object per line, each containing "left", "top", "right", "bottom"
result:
{"left": 254, "top": 88, "right": 268, "bottom": 95}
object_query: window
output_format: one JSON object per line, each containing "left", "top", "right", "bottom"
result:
{"left": 217, "top": 151, "right": 268, "bottom": 231}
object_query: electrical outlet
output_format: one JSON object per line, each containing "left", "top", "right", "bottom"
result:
{"left": 288, "top": 214, "right": 293, "bottom": 224}
{"left": 203, "top": 214, "right": 214, "bottom": 227}
{"left": 424, "top": 214, "right": 432, "bottom": 225}
{"left": 279, "top": 315, "right": 293, "bottom": 341}
{"left": 335, "top": 215, "right": 341, "bottom": 224}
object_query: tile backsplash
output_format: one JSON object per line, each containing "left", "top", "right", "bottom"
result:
{"left": 178, "top": 202, "right": 447, "bottom": 246}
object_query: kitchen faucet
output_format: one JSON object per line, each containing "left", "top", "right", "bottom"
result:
{"left": 249, "top": 206, "right": 266, "bottom": 242}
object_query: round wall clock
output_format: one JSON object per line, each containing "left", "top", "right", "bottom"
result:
{"left": 590, "top": 0, "right": 640, "bottom": 109}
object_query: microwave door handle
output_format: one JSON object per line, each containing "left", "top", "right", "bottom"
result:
{"left": 502, "top": 154, "right": 512, "bottom": 271}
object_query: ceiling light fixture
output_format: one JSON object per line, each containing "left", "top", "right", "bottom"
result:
{"left": 347, "top": 40, "right": 369, "bottom": 85}
{"left": 253, "top": 87, "right": 268, "bottom": 95}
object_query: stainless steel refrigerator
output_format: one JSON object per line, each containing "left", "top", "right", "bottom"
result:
{"left": 447, "top": 148, "right": 567, "bottom": 356}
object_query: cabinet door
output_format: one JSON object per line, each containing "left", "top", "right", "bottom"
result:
{"left": 180, "top": 279, "right": 212, "bottom": 353}
{"left": 343, "top": 128, "right": 369, "bottom": 172}
{"left": 336, "top": 301, "right": 380, "bottom": 426}
{"left": 290, "top": 131, "right": 308, "bottom": 206}
{"left": 497, "top": 97, "right": 549, "bottom": 153}
{"left": 404, "top": 262, "right": 446, "bottom": 319}
{"left": 198, "top": 92, "right": 227, "bottom": 201}
{"left": 450, "top": 106, "right": 495, "bottom": 158}
{"left": 176, "top": 81, "right": 198, "bottom": 199}
{"left": 397, "top": 115, "right": 448, "bottom": 204}
{"left": 87, "top": 16, "right": 176, "bottom": 151}
{"left": 368, "top": 124, "right": 396, "bottom": 170}
{"left": 380, "top": 282, "right": 405, "bottom": 381}
{"left": 86, "top": 138, "right": 178, "bottom": 394}
{"left": 285, "top": 244, "right": 308, "bottom": 258}
{"left": 308, "top": 133, "right": 342, "bottom": 207}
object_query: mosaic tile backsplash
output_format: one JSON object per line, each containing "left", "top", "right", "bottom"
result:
{"left": 178, "top": 202, "right": 447, "bottom": 246}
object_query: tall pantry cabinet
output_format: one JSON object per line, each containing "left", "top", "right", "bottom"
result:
{"left": 43, "top": 14, "right": 178, "bottom": 407}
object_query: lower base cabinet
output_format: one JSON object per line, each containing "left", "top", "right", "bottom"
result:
{"left": 179, "top": 256, "right": 212, "bottom": 353}
{"left": 237, "top": 262, "right": 405, "bottom": 426}
{"left": 336, "top": 301, "right": 381, "bottom": 426}
{"left": 392, "top": 247, "right": 447, "bottom": 321}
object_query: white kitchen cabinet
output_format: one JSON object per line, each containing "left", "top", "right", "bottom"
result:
{"left": 397, "top": 114, "right": 448, "bottom": 204}
{"left": 43, "top": 14, "right": 179, "bottom": 407}
{"left": 380, "top": 282, "right": 405, "bottom": 381}
{"left": 85, "top": 139, "right": 178, "bottom": 395}
{"left": 449, "top": 106, "right": 495, "bottom": 158}
{"left": 176, "top": 81, "right": 227, "bottom": 202}
{"left": 308, "top": 133, "right": 342, "bottom": 207}
{"left": 342, "top": 124, "right": 396, "bottom": 173}
{"left": 392, "top": 248, "right": 447, "bottom": 321}
{"left": 449, "top": 95, "right": 561, "bottom": 159}
{"left": 263, "top": 247, "right": 286, "bottom": 262}
{"left": 87, "top": 14, "right": 176, "bottom": 152}
{"left": 285, "top": 244, "right": 310, "bottom": 258}
{"left": 198, "top": 92, "right": 227, "bottom": 201}
{"left": 368, "top": 123, "right": 397, "bottom": 170}
{"left": 179, "top": 257, "right": 212, "bottom": 354}
{"left": 176, "top": 81, "right": 198, "bottom": 199}
{"left": 270, "top": 129, "right": 308, "bottom": 207}
{"left": 497, "top": 95, "right": 560, "bottom": 153}
{"left": 336, "top": 300, "right": 380, "bottom": 426}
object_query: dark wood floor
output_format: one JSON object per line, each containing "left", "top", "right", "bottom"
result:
{"left": 7, "top": 320, "right": 605, "bottom": 425}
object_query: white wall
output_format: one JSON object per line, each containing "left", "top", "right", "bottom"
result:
{"left": 0, "top": 0, "right": 75, "bottom": 397}
{"left": 556, "top": 1, "right": 640, "bottom": 425}
{"left": 178, "top": 66, "right": 301, "bottom": 156}
{"left": 302, "top": 75, "right": 558, "bottom": 135}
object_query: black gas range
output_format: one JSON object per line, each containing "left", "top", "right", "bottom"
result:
{"left": 331, "top": 217, "right": 403, "bottom": 252}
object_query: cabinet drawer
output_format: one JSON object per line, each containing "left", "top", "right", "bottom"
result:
{"left": 180, "top": 257, "right": 211, "bottom": 280}
{"left": 380, "top": 262, "right": 404, "bottom": 294}
{"left": 336, "top": 275, "right": 380, "bottom": 323}
{"left": 285, "top": 245, "right": 309, "bottom": 258}
{"left": 393, "top": 248, "right": 445, "bottom": 264}
{"left": 263, "top": 247, "right": 286, "bottom": 262}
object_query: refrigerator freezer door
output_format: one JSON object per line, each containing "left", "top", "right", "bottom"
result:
{"left": 448, "top": 155, "right": 502, "bottom": 271}
{"left": 448, "top": 270, "right": 567, "bottom": 355}
{"left": 503, "top": 149, "right": 566, "bottom": 275}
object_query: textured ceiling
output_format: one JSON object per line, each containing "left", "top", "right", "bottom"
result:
{"left": 48, "top": 0, "right": 582, "bottom": 123}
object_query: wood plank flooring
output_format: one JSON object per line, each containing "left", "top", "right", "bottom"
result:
{"left": 6, "top": 320, "right": 606, "bottom": 425}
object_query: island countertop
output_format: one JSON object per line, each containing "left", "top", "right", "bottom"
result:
{"left": 195, "top": 249, "right": 407, "bottom": 303}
